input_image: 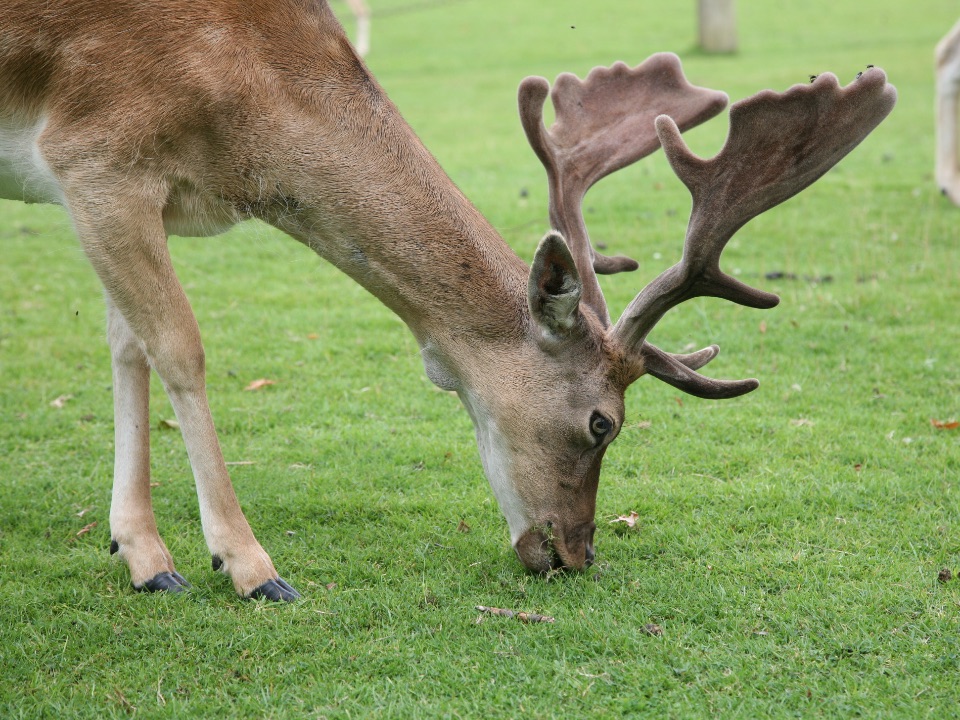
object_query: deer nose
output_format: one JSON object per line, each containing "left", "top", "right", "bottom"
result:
{"left": 584, "top": 541, "right": 595, "bottom": 567}
{"left": 584, "top": 524, "right": 596, "bottom": 566}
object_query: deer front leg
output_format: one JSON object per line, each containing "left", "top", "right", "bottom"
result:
{"left": 107, "top": 299, "right": 189, "bottom": 592}
{"left": 74, "top": 198, "right": 299, "bottom": 601}
{"left": 936, "top": 26, "right": 960, "bottom": 204}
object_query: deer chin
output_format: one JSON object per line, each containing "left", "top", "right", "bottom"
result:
{"left": 513, "top": 528, "right": 561, "bottom": 573}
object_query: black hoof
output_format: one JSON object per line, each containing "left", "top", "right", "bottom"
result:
{"left": 137, "top": 571, "right": 191, "bottom": 593}
{"left": 211, "top": 554, "right": 224, "bottom": 571}
{"left": 109, "top": 539, "right": 119, "bottom": 555}
{"left": 249, "top": 577, "right": 300, "bottom": 602}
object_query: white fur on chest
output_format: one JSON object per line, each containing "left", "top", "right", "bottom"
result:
{"left": 0, "top": 116, "right": 65, "bottom": 206}
{"left": 0, "top": 115, "right": 240, "bottom": 238}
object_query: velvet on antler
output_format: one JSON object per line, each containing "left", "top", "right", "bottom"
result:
{"left": 518, "top": 54, "right": 728, "bottom": 325}
{"left": 612, "top": 68, "right": 897, "bottom": 398}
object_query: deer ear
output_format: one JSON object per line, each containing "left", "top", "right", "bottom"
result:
{"left": 528, "top": 232, "right": 582, "bottom": 337}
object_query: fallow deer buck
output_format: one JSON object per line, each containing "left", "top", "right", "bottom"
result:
{"left": 0, "top": 0, "right": 896, "bottom": 600}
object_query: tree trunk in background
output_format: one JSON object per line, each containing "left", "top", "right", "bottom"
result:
{"left": 698, "top": 0, "right": 738, "bottom": 53}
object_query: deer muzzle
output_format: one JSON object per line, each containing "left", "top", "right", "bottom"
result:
{"left": 513, "top": 522, "right": 596, "bottom": 574}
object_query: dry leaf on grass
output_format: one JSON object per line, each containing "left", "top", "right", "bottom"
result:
{"left": 50, "top": 394, "right": 73, "bottom": 409}
{"left": 931, "top": 418, "right": 959, "bottom": 430}
{"left": 610, "top": 511, "right": 640, "bottom": 528}
{"left": 158, "top": 418, "right": 179, "bottom": 430}
{"left": 76, "top": 521, "right": 97, "bottom": 537}
{"left": 244, "top": 378, "right": 276, "bottom": 391}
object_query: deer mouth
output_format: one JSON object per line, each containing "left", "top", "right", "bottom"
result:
{"left": 513, "top": 524, "right": 595, "bottom": 574}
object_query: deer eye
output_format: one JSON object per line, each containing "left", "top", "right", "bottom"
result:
{"left": 589, "top": 412, "right": 613, "bottom": 440}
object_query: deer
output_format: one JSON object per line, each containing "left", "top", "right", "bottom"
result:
{"left": 0, "top": 0, "right": 896, "bottom": 601}
{"left": 936, "top": 18, "right": 960, "bottom": 204}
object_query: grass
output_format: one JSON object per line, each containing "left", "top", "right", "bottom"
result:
{"left": 1, "top": 0, "right": 959, "bottom": 716}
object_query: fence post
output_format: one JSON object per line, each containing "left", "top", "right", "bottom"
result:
{"left": 698, "top": 0, "right": 738, "bottom": 54}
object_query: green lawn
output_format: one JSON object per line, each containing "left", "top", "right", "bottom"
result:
{"left": 2, "top": 0, "right": 959, "bottom": 717}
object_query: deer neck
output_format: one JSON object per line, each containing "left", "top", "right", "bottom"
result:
{"left": 260, "top": 70, "right": 531, "bottom": 389}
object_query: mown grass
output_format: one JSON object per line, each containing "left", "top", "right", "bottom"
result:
{"left": 1, "top": 0, "right": 958, "bottom": 717}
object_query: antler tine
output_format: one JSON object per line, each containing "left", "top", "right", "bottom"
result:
{"left": 614, "top": 67, "right": 897, "bottom": 399}
{"left": 643, "top": 342, "right": 758, "bottom": 399}
{"left": 518, "top": 54, "right": 728, "bottom": 325}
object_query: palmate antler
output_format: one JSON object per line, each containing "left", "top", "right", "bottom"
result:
{"left": 518, "top": 54, "right": 729, "bottom": 325}
{"left": 521, "top": 60, "right": 897, "bottom": 398}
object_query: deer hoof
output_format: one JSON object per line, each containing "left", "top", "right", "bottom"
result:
{"left": 137, "top": 571, "right": 191, "bottom": 593}
{"left": 248, "top": 577, "right": 301, "bottom": 602}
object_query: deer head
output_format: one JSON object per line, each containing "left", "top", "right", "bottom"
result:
{"left": 464, "top": 55, "right": 896, "bottom": 573}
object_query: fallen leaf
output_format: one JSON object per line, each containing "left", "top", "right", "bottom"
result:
{"left": 643, "top": 623, "right": 663, "bottom": 636}
{"left": 634, "top": 420, "right": 653, "bottom": 430}
{"left": 759, "top": 320, "right": 767, "bottom": 334}
{"left": 790, "top": 418, "right": 814, "bottom": 427}
{"left": 456, "top": 519, "right": 471, "bottom": 533}
{"left": 931, "top": 419, "right": 959, "bottom": 430}
{"left": 76, "top": 507, "right": 94, "bottom": 518}
{"left": 50, "top": 394, "right": 73, "bottom": 408}
{"left": 610, "top": 511, "right": 640, "bottom": 528}
{"left": 306, "top": 333, "right": 320, "bottom": 340}
{"left": 938, "top": 568, "right": 953, "bottom": 583}
{"left": 158, "top": 418, "right": 179, "bottom": 430}
{"left": 244, "top": 378, "right": 276, "bottom": 391}
{"left": 76, "top": 521, "right": 97, "bottom": 537}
